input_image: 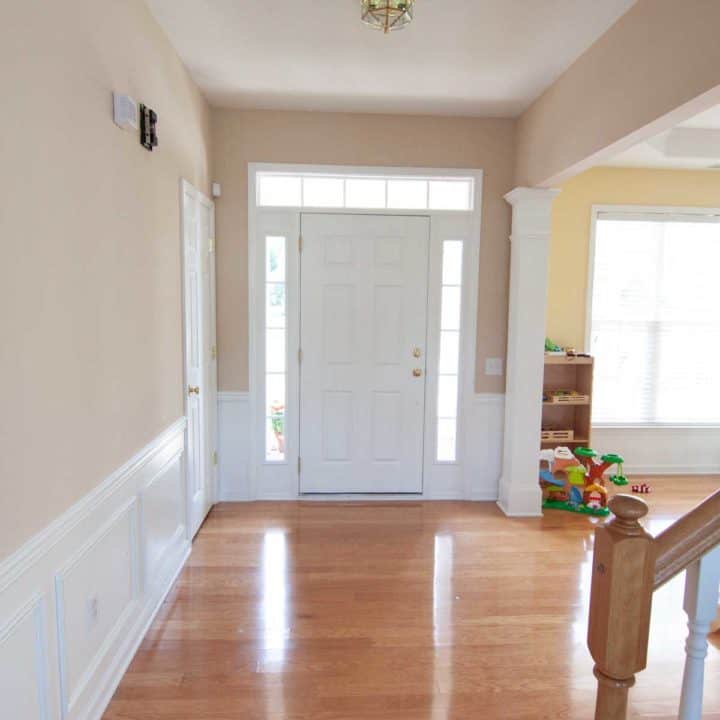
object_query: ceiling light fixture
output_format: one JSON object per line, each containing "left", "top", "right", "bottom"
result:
{"left": 361, "top": 0, "right": 415, "bottom": 34}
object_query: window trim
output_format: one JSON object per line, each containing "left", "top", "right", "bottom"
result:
{"left": 255, "top": 168, "right": 476, "bottom": 213}
{"left": 587, "top": 204, "right": 720, "bottom": 428}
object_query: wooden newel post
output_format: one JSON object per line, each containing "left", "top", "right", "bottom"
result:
{"left": 588, "top": 495, "right": 656, "bottom": 720}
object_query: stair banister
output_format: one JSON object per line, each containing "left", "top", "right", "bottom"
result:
{"left": 587, "top": 495, "right": 656, "bottom": 720}
{"left": 678, "top": 545, "right": 720, "bottom": 720}
{"left": 588, "top": 489, "right": 720, "bottom": 720}
{"left": 654, "top": 489, "right": 720, "bottom": 589}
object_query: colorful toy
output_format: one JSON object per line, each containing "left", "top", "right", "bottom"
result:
{"left": 538, "top": 446, "right": 627, "bottom": 517}
{"left": 631, "top": 483, "right": 651, "bottom": 494}
{"left": 609, "top": 456, "right": 628, "bottom": 486}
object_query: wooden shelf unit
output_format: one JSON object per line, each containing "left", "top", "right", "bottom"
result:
{"left": 541, "top": 355, "right": 594, "bottom": 449}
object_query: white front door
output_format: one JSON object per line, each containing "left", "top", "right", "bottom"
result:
{"left": 182, "top": 181, "right": 217, "bottom": 536}
{"left": 299, "top": 214, "right": 430, "bottom": 493}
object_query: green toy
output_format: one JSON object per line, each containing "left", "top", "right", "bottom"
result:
{"left": 544, "top": 337, "right": 563, "bottom": 352}
{"left": 604, "top": 454, "right": 628, "bottom": 485}
{"left": 538, "top": 446, "right": 630, "bottom": 517}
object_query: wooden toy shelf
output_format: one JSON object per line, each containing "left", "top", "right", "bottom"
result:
{"left": 541, "top": 354, "right": 593, "bottom": 449}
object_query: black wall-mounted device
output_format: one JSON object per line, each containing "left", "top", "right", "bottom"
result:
{"left": 139, "top": 104, "right": 158, "bottom": 151}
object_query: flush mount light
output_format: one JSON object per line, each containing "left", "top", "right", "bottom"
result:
{"left": 361, "top": 0, "right": 415, "bottom": 33}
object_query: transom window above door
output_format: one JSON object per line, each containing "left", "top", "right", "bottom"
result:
{"left": 257, "top": 172, "right": 475, "bottom": 212}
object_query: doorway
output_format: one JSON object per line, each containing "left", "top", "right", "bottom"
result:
{"left": 248, "top": 165, "right": 482, "bottom": 500}
{"left": 299, "top": 213, "right": 430, "bottom": 493}
{"left": 181, "top": 180, "right": 218, "bottom": 537}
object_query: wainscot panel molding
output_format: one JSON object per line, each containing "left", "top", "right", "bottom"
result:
{"left": 218, "top": 392, "right": 251, "bottom": 500}
{"left": 593, "top": 425, "right": 720, "bottom": 475}
{"left": 0, "top": 418, "right": 189, "bottom": 720}
{"left": 217, "top": 391, "right": 504, "bottom": 501}
{"left": 466, "top": 393, "right": 505, "bottom": 501}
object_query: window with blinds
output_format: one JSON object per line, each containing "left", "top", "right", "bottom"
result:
{"left": 589, "top": 211, "right": 720, "bottom": 425}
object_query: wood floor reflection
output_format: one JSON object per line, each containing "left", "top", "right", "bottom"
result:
{"left": 103, "top": 476, "right": 720, "bottom": 720}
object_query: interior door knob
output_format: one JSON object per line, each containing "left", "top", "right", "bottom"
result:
{"left": 188, "top": 385, "right": 200, "bottom": 395}
{"left": 412, "top": 347, "right": 422, "bottom": 358}
{"left": 412, "top": 369, "right": 422, "bottom": 377}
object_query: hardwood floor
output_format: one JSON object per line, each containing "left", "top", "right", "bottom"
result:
{"left": 103, "top": 476, "right": 720, "bottom": 720}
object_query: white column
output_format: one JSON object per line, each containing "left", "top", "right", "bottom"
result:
{"left": 498, "top": 187, "right": 559, "bottom": 517}
{"left": 679, "top": 545, "right": 720, "bottom": 720}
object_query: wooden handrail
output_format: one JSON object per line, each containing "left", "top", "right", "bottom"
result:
{"left": 589, "top": 490, "right": 720, "bottom": 720}
{"left": 654, "top": 489, "right": 720, "bottom": 589}
{"left": 588, "top": 495, "right": 656, "bottom": 720}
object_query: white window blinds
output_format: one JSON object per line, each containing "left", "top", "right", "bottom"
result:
{"left": 590, "top": 212, "right": 720, "bottom": 425}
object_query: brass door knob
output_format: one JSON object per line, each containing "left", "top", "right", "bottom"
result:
{"left": 188, "top": 385, "right": 200, "bottom": 395}
{"left": 412, "top": 347, "right": 422, "bottom": 358}
{"left": 412, "top": 369, "right": 422, "bottom": 377}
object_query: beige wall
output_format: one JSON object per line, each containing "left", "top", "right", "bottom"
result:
{"left": 515, "top": 0, "right": 720, "bottom": 187}
{"left": 212, "top": 109, "right": 516, "bottom": 394}
{"left": 548, "top": 166, "right": 720, "bottom": 349}
{"left": 0, "top": 0, "right": 211, "bottom": 560}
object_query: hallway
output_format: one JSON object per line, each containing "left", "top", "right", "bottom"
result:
{"left": 104, "top": 478, "right": 720, "bottom": 720}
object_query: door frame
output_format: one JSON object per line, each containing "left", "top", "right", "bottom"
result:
{"left": 248, "top": 164, "right": 483, "bottom": 500}
{"left": 180, "top": 178, "right": 218, "bottom": 537}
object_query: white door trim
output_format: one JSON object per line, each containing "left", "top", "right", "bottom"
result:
{"left": 248, "top": 163, "right": 483, "bottom": 500}
{"left": 180, "top": 179, "right": 217, "bottom": 533}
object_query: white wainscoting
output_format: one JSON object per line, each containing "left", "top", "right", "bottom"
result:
{"left": 465, "top": 393, "right": 505, "bottom": 500}
{"left": 218, "top": 392, "right": 250, "bottom": 500}
{"left": 217, "top": 391, "right": 504, "bottom": 501}
{"left": 592, "top": 426, "right": 720, "bottom": 475}
{"left": 0, "top": 419, "right": 189, "bottom": 720}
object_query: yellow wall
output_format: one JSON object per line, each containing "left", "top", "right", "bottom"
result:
{"left": 548, "top": 166, "right": 720, "bottom": 349}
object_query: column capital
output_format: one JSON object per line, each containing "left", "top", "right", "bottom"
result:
{"left": 504, "top": 187, "right": 560, "bottom": 239}
{"left": 504, "top": 187, "right": 560, "bottom": 207}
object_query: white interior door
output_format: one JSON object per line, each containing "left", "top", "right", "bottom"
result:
{"left": 299, "top": 213, "right": 430, "bottom": 493}
{"left": 182, "top": 181, "right": 217, "bottom": 536}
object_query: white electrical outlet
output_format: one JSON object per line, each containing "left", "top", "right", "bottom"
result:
{"left": 485, "top": 357, "right": 504, "bottom": 376}
{"left": 86, "top": 594, "right": 99, "bottom": 630}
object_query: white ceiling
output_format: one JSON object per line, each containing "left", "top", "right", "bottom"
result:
{"left": 147, "top": 0, "right": 636, "bottom": 117}
{"left": 607, "top": 104, "right": 720, "bottom": 170}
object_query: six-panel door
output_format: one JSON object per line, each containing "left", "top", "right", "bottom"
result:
{"left": 299, "top": 214, "right": 430, "bottom": 493}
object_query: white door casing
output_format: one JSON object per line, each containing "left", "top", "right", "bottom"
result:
{"left": 248, "top": 164, "right": 483, "bottom": 500}
{"left": 181, "top": 180, "right": 217, "bottom": 536}
{"left": 299, "top": 214, "right": 430, "bottom": 493}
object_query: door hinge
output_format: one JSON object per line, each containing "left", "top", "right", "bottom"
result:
{"left": 298, "top": 347, "right": 303, "bottom": 364}
{"left": 213, "top": 450, "right": 218, "bottom": 466}
{"left": 297, "top": 456, "right": 301, "bottom": 474}
{"left": 298, "top": 234, "right": 303, "bottom": 252}
{"left": 208, "top": 237, "right": 215, "bottom": 253}
{"left": 211, "top": 344, "right": 217, "bottom": 360}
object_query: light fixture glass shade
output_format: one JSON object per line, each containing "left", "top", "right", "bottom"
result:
{"left": 361, "top": 0, "right": 415, "bottom": 33}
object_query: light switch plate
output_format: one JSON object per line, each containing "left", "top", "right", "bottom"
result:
{"left": 485, "top": 357, "right": 503, "bottom": 376}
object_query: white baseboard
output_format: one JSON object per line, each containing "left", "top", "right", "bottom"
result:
{"left": 217, "top": 391, "right": 504, "bottom": 502}
{"left": 0, "top": 418, "right": 189, "bottom": 720}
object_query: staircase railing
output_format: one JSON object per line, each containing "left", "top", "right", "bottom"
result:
{"left": 587, "top": 490, "right": 720, "bottom": 720}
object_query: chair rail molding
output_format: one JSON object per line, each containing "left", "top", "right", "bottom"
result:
{"left": 498, "top": 187, "right": 560, "bottom": 517}
{"left": 0, "top": 418, "right": 190, "bottom": 720}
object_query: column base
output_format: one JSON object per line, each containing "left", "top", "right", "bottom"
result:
{"left": 497, "top": 484, "right": 543, "bottom": 517}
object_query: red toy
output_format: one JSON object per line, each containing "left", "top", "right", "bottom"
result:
{"left": 631, "top": 483, "right": 651, "bottom": 494}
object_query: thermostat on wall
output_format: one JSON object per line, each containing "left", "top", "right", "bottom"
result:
{"left": 113, "top": 93, "right": 138, "bottom": 130}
